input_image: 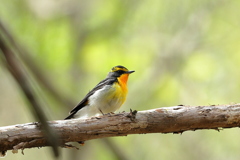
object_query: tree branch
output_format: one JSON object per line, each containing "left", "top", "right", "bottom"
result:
{"left": 1, "top": 104, "right": 240, "bottom": 156}
{"left": 0, "top": 25, "right": 59, "bottom": 157}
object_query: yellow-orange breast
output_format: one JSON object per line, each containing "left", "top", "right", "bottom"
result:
{"left": 118, "top": 74, "right": 130, "bottom": 92}
{"left": 115, "top": 73, "right": 130, "bottom": 103}
{"left": 118, "top": 74, "right": 129, "bottom": 94}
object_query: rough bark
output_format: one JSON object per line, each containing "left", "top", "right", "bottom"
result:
{"left": 1, "top": 104, "right": 240, "bottom": 155}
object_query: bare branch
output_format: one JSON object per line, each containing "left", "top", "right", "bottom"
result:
{"left": 0, "top": 18, "right": 74, "bottom": 108}
{"left": 0, "top": 21, "right": 59, "bottom": 157}
{"left": 1, "top": 104, "right": 240, "bottom": 156}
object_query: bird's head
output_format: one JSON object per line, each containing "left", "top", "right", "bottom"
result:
{"left": 108, "top": 65, "right": 134, "bottom": 78}
{"left": 107, "top": 65, "right": 134, "bottom": 85}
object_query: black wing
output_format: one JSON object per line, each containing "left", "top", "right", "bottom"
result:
{"left": 64, "top": 78, "right": 116, "bottom": 119}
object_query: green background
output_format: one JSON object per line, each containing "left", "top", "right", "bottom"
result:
{"left": 1, "top": 0, "right": 240, "bottom": 159}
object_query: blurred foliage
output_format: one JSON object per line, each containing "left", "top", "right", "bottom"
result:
{"left": 1, "top": 0, "right": 240, "bottom": 159}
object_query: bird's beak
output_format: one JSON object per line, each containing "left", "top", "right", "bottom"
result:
{"left": 126, "top": 70, "right": 135, "bottom": 74}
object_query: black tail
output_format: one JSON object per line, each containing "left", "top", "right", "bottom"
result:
{"left": 64, "top": 113, "right": 75, "bottom": 120}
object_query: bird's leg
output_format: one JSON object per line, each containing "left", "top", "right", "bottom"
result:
{"left": 99, "top": 109, "right": 114, "bottom": 116}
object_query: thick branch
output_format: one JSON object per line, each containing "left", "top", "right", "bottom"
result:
{"left": 1, "top": 104, "right": 240, "bottom": 154}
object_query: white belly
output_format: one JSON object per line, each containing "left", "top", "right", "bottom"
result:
{"left": 74, "top": 84, "right": 126, "bottom": 119}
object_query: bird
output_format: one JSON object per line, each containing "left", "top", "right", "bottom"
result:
{"left": 65, "top": 65, "right": 134, "bottom": 120}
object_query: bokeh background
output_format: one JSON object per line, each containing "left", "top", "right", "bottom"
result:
{"left": 1, "top": 0, "right": 240, "bottom": 159}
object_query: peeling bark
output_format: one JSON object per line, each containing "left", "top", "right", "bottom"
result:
{"left": 1, "top": 104, "right": 240, "bottom": 155}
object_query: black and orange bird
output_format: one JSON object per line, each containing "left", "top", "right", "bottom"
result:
{"left": 65, "top": 65, "right": 134, "bottom": 119}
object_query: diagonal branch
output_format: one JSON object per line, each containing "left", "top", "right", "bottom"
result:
{"left": 0, "top": 18, "right": 74, "bottom": 108}
{"left": 1, "top": 104, "right": 240, "bottom": 156}
{"left": 0, "top": 23, "right": 59, "bottom": 157}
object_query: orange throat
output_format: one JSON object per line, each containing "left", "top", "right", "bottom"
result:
{"left": 117, "top": 74, "right": 130, "bottom": 92}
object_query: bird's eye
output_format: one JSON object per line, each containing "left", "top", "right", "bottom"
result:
{"left": 116, "top": 70, "right": 124, "bottom": 74}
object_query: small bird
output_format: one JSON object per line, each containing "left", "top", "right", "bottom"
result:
{"left": 65, "top": 65, "right": 134, "bottom": 119}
